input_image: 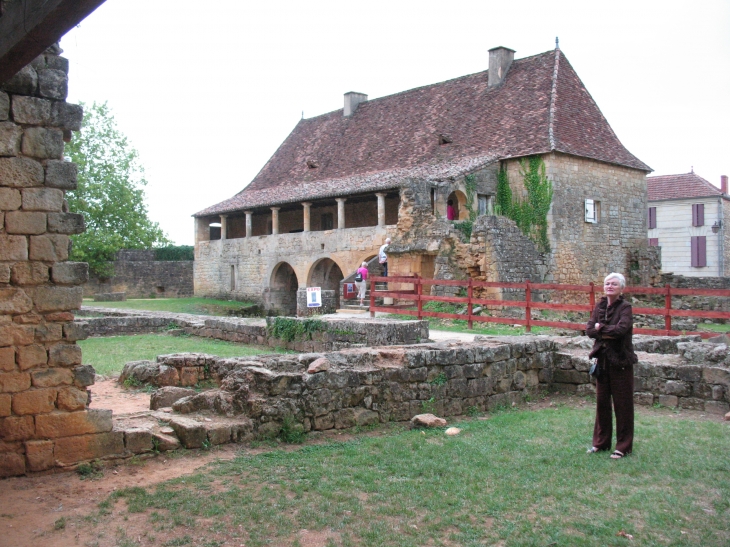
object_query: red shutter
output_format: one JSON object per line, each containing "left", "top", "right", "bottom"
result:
{"left": 648, "top": 207, "right": 656, "bottom": 229}
{"left": 691, "top": 236, "right": 707, "bottom": 267}
{"left": 648, "top": 238, "right": 658, "bottom": 246}
{"left": 692, "top": 204, "right": 705, "bottom": 227}
{"left": 691, "top": 236, "right": 698, "bottom": 266}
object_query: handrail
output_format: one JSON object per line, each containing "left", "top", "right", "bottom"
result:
{"left": 368, "top": 277, "right": 730, "bottom": 339}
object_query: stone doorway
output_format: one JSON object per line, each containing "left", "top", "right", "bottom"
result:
{"left": 308, "top": 258, "right": 344, "bottom": 310}
{"left": 269, "top": 262, "right": 299, "bottom": 316}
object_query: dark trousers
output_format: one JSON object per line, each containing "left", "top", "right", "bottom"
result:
{"left": 381, "top": 261, "right": 388, "bottom": 277}
{"left": 593, "top": 363, "right": 634, "bottom": 454}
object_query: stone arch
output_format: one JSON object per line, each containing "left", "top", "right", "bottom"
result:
{"left": 447, "top": 190, "right": 469, "bottom": 220}
{"left": 269, "top": 262, "right": 299, "bottom": 316}
{"left": 308, "top": 258, "right": 344, "bottom": 309}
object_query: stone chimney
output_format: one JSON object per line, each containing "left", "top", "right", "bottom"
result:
{"left": 344, "top": 92, "right": 367, "bottom": 117}
{"left": 488, "top": 46, "right": 515, "bottom": 87}
{"left": 722, "top": 175, "right": 728, "bottom": 194}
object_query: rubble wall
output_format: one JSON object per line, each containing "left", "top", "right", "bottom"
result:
{"left": 0, "top": 48, "right": 101, "bottom": 478}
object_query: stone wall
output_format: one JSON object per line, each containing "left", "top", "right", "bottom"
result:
{"left": 0, "top": 47, "right": 102, "bottom": 478}
{"left": 84, "top": 250, "right": 193, "bottom": 299}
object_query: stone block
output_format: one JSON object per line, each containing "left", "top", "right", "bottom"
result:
{"left": 48, "top": 343, "right": 82, "bottom": 367}
{"left": 44, "top": 55, "right": 70, "bottom": 73}
{"left": 51, "top": 102, "right": 83, "bottom": 131}
{"left": 678, "top": 397, "right": 704, "bottom": 411}
{"left": 34, "top": 321, "right": 63, "bottom": 342}
{"left": 0, "top": 121, "right": 22, "bottom": 155}
{"left": 57, "top": 386, "right": 88, "bottom": 411}
{"left": 664, "top": 380, "right": 691, "bottom": 397}
{"left": 124, "top": 427, "right": 153, "bottom": 453}
{"left": 552, "top": 369, "right": 590, "bottom": 384}
{"left": 51, "top": 262, "right": 89, "bottom": 286}
{"left": 0, "top": 415, "right": 35, "bottom": 441}
{"left": 0, "top": 187, "right": 21, "bottom": 209}
{"left": 29, "top": 234, "right": 69, "bottom": 261}
{"left": 44, "top": 160, "right": 77, "bottom": 189}
{"left": 12, "top": 387, "right": 57, "bottom": 415}
{"left": 703, "top": 367, "right": 730, "bottom": 386}
{"left": 205, "top": 423, "right": 232, "bottom": 446}
{"left": 0, "top": 91, "right": 8, "bottom": 120}
{"left": 658, "top": 394, "right": 678, "bottom": 407}
{"left": 0, "top": 347, "right": 14, "bottom": 372}
{"left": 0, "top": 287, "right": 33, "bottom": 314}
{"left": 36, "top": 408, "right": 113, "bottom": 438}
{"left": 150, "top": 386, "right": 197, "bottom": 410}
{"left": 37, "top": 69, "right": 68, "bottom": 100}
{"left": 54, "top": 431, "right": 125, "bottom": 465}
{"left": 21, "top": 187, "right": 64, "bottom": 211}
{"left": 0, "top": 235, "right": 28, "bottom": 260}
{"left": 29, "top": 286, "right": 82, "bottom": 312}
{"left": 63, "top": 322, "right": 88, "bottom": 341}
{"left": 705, "top": 401, "right": 730, "bottom": 415}
{"left": 5, "top": 211, "right": 46, "bottom": 234}
{"left": 1, "top": 65, "right": 37, "bottom": 95}
{"left": 25, "top": 440, "right": 54, "bottom": 471}
{"left": 73, "top": 365, "right": 96, "bottom": 387}
{"left": 0, "top": 324, "right": 34, "bottom": 346}
{"left": 47, "top": 212, "right": 84, "bottom": 234}
{"left": 179, "top": 367, "right": 199, "bottom": 386}
{"left": 633, "top": 392, "right": 654, "bottom": 406}
{"left": 0, "top": 264, "right": 9, "bottom": 283}
{"left": 0, "top": 452, "right": 26, "bottom": 478}
{"left": 16, "top": 344, "right": 47, "bottom": 370}
{"left": 151, "top": 432, "right": 180, "bottom": 451}
{"left": 11, "top": 96, "right": 52, "bottom": 125}
{"left": 31, "top": 367, "right": 73, "bottom": 387}
{"left": 0, "top": 157, "right": 44, "bottom": 186}
{"left": 21, "top": 127, "right": 64, "bottom": 159}
{"left": 0, "top": 371, "right": 31, "bottom": 393}
{"left": 44, "top": 312, "right": 75, "bottom": 322}
{"left": 10, "top": 262, "right": 49, "bottom": 285}
{"left": 0, "top": 393, "right": 10, "bottom": 416}
{"left": 15, "top": 312, "right": 41, "bottom": 324}
{"left": 169, "top": 416, "right": 207, "bottom": 448}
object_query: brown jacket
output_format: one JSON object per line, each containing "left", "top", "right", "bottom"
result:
{"left": 586, "top": 296, "right": 638, "bottom": 370}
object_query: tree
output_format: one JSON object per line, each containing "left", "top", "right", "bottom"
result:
{"left": 65, "top": 102, "right": 170, "bottom": 277}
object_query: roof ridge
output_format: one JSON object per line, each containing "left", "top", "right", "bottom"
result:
{"left": 548, "top": 48, "right": 560, "bottom": 150}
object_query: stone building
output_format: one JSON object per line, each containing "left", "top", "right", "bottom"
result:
{"left": 647, "top": 172, "right": 729, "bottom": 277}
{"left": 194, "top": 45, "right": 651, "bottom": 314}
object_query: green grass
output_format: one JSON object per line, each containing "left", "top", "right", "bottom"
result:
{"left": 82, "top": 297, "right": 257, "bottom": 316}
{"left": 79, "top": 334, "right": 285, "bottom": 376}
{"left": 696, "top": 323, "right": 730, "bottom": 333}
{"left": 96, "top": 407, "right": 730, "bottom": 546}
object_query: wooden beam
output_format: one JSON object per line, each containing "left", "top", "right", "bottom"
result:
{"left": 0, "top": 0, "right": 107, "bottom": 83}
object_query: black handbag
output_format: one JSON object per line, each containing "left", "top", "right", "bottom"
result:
{"left": 355, "top": 272, "right": 363, "bottom": 282}
{"left": 589, "top": 358, "right": 601, "bottom": 378}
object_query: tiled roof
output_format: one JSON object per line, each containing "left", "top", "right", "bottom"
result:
{"left": 196, "top": 48, "right": 650, "bottom": 217}
{"left": 647, "top": 172, "right": 724, "bottom": 201}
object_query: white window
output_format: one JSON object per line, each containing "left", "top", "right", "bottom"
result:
{"left": 585, "top": 199, "right": 600, "bottom": 223}
{"left": 478, "top": 195, "right": 488, "bottom": 215}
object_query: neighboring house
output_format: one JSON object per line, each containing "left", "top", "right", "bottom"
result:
{"left": 194, "top": 45, "right": 651, "bottom": 315}
{"left": 647, "top": 172, "right": 729, "bottom": 277}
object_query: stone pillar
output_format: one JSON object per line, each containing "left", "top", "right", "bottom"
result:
{"left": 271, "top": 207, "right": 280, "bottom": 235}
{"left": 0, "top": 46, "right": 112, "bottom": 478}
{"left": 376, "top": 193, "right": 386, "bottom": 227}
{"left": 220, "top": 215, "right": 228, "bottom": 240}
{"left": 194, "top": 217, "right": 210, "bottom": 246}
{"left": 244, "top": 211, "right": 252, "bottom": 238}
{"left": 336, "top": 198, "right": 346, "bottom": 230}
{"left": 302, "top": 202, "right": 311, "bottom": 232}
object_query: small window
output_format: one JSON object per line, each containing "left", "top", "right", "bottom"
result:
{"left": 585, "top": 199, "right": 600, "bottom": 223}
{"left": 647, "top": 207, "right": 657, "bottom": 229}
{"left": 478, "top": 195, "right": 488, "bottom": 216}
{"left": 321, "top": 213, "right": 333, "bottom": 230}
{"left": 692, "top": 203, "right": 704, "bottom": 227}
{"left": 691, "top": 236, "right": 706, "bottom": 267}
{"left": 230, "top": 265, "right": 236, "bottom": 291}
{"left": 648, "top": 238, "right": 659, "bottom": 246}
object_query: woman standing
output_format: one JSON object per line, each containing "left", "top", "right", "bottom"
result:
{"left": 356, "top": 262, "right": 369, "bottom": 306}
{"left": 586, "top": 273, "right": 638, "bottom": 459}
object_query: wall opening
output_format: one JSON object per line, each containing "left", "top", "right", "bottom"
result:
{"left": 447, "top": 190, "right": 468, "bottom": 220}
{"left": 309, "top": 258, "right": 344, "bottom": 309}
{"left": 230, "top": 265, "right": 236, "bottom": 291}
{"left": 270, "top": 262, "right": 299, "bottom": 316}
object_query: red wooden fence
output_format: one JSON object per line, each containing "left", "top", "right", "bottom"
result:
{"left": 368, "top": 276, "right": 730, "bottom": 339}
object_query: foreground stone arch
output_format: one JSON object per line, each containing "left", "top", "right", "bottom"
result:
{"left": 267, "top": 262, "right": 299, "bottom": 316}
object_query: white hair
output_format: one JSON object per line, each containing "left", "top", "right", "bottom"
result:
{"left": 385, "top": 238, "right": 391, "bottom": 244}
{"left": 361, "top": 262, "right": 368, "bottom": 267}
{"left": 604, "top": 272, "right": 626, "bottom": 289}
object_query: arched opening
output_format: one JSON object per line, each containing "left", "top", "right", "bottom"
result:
{"left": 308, "top": 258, "right": 344, "bottom": 309}
{"left": 447, "top": 190, "right": 469, "bottom": 220}
{"left": 269, "top": 262, "right": 299, "bottom": 316}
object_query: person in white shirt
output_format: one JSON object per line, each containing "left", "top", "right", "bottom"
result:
{"left": 378, "top": 238, "right": 391, "bottom": 277}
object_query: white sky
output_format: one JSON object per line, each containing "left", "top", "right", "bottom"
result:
{"left": 60, "top": 0, "right": 730, "bottom": 245}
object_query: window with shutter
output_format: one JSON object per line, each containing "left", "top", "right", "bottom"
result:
{"left": 647, "top": 207, "right": 656, "bottom": 229}
{"left": 692, "top": 203, "right": 705, "bottom": 227}
{"left": 648, "top": 238, "right": 659, "bottom": 246}
{"left": 691, "top": 236, "right": 707, "bottom": 267}
{"left": 585, "top": 199, "right": 597, "bottom": 223}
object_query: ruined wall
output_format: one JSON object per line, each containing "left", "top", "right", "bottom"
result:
{"left": 84, "top": 250, "right": 193, "bottom": 298}
{"left": 0, "top": 48, "right": 104, "bottom": 478}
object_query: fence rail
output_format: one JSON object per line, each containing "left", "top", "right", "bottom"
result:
{"left": 368, "top": 276, "right": 730, "bottom": 339}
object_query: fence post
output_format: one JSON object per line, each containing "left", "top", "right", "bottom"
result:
{"left": 664, "top": 283, "right": 672, "bottom": 333}
{"left": 467, "top": 278, "right": 473, "bottom": 330}
{"left": 525, "top": 280, "right": 531, "bottom": 333}
{"left": 589, "top": 282, "right": 595, "bottom": 309}
{"left": 370, "top": 275, "right": 375, "bottom": 318}
{"left": 416, "top": 274, "right": 423, "bottom": 321}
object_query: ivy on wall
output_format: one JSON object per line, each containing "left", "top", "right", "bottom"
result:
{"left": 495, "top": 156, "right": 553, "bottom": 252}
{"left": 453, "top": 174, "right": 478, "bottom": 241}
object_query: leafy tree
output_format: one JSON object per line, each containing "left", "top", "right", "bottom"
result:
{"left": 65, "top": 102, "right": 169, "bottom": 277}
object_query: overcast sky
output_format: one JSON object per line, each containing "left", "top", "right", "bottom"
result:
{"left": 60, "top": 0, "right": 730, "bottom": 245}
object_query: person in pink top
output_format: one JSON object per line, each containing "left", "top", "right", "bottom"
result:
{"left": 356, "top": 262, "right": 369, "bottom": 306}
{"left": 447, "top": 199, "right": 456, "bottom": 220}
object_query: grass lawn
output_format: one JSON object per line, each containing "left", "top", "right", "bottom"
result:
{"left": 79, "top": 334, "right": 286, "bottom": 376}
{"left": 82, "top": 297, "right": 257, "bottom": 316}
{"left": 91, "top": 405, "right": 730, "bottom": 547}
